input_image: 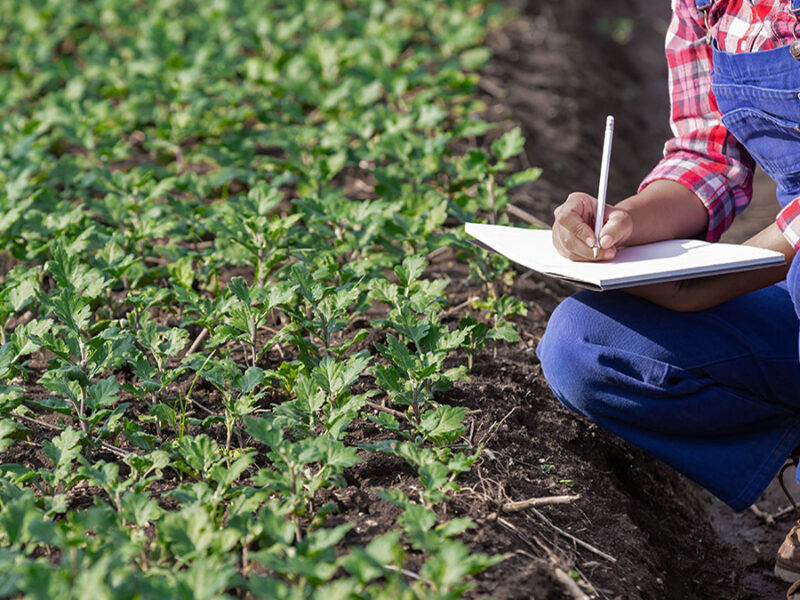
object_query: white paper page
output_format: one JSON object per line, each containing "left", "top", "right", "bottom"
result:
{"left": 465, "top": 223, "right": 785, "bottom": 288}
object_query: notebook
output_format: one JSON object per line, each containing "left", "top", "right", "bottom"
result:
{"left": 465, "top": 223, "right": 786, "bottom": 291}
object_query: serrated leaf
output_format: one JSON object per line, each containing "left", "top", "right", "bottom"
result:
{"left": 488, "top": 323, "right": 520, "bottom": 342}
{"left": 394, "top": 255, "right": 426, "bottom": 288}
{"left": 419, "top": 405, "right": 467, "bottom": 443}
{"left": 42, "top": 427, "right": 82, "bottom": 487}
{"left": 86, "top": 377, "right": 119, "bottom": 410}
{"left": 491, "top": 127, "right": 525, "bottom": 161}
{"left": 120, "top": 491, "right": 162, "bottom": 526}
{"left": 237, "top": 366, "right": 265, "bottom": 393}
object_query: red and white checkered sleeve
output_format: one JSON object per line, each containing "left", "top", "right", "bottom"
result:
{"left": 639, "top": 0, "right": 755, "bottom": 242}
{"left": 777, "top": 198, "right": 800, "bottom": 250}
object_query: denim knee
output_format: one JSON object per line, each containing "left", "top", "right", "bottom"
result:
{"left": 537, "top": 293, "right": 602, "bottom": 417}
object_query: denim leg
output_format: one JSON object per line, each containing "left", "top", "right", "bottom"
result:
{"left": 537, "top": 285, "right": 800, "bottom": 511}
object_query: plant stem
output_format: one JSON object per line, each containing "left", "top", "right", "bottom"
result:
{"left": 488, "top": 173, "right": 496, "bottom": 224}
{"left": 411, "top": 383, "right": 421, "bottom": 425}
{"left": 77, "top": 390, "right": 88, "bottom": 434}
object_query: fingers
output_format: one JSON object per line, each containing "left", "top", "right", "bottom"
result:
{"left": 553, "top": 212, "right": 601, "bottom": 260}
{"left": 552, "top": 192, "right": 615, "bottom": 261}
{"left": 597, "top": 207, "right": 633, "bottom": 251}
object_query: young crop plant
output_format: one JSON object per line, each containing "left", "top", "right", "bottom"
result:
{"left": 458, "top": 314, "right": 519, "bottom": 371}
{"left": 281, "top": 263, "right": 370, "bottom": 365}
{"left": 271, "top": 351, "right": 374, "bottom": 442}
{"left": 0, "top": 0, "right": 534, "bottom": 595}
{"left": 209, "top": 182, "right": 301, "bottom": 288}
{"left": 245, "top": 414, "right": 360, "bottom": 538}
{"left": 90, "top": 171, "right": 182, "bottom": 258}
{"left": 191, "top": 356, "right": 269, "bottom": 455}
{"left": 292, "top": 194, "right": 403, "bottom": 273}
{"left": 449, "top": 126, "right": 542, "bottom": 225}
{"left": 213, "top": 276, "right": 295, "bottom": 368}
{"left": 370, "top": 256, "right": 469, "bottom": 426}
{"left": 377, "top": 490, "right": 504, "bottom": 597}
{"left": 30, "top": 249, "right": 135, "bottom": 445}
{"left": 125, "top": 313, "right": 188, "bottom": 439}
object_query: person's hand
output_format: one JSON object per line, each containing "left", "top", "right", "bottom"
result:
{"left": 552, "top": 192, "right": 633, "bottom": 261}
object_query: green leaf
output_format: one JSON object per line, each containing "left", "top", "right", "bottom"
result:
{"left": 418, "top": 461, "right": 449, "bottom": 492}
{"left": 120, "top": 491, "right": 162, "bottom": 526}
{"left": 228, "top": 276, "right": 251, "bottom": 305}
{"left": 491, "top": 127, "right": 525, "bottom": 161}
{"left": 398, "top": 502, "right": 437, "bottom": 550}
{"left": 324, "top": 438, "right": 360, "bottom": 469}
{"left": 42, "top": 427, "right": 82, "bottom": 487}
{"left": 245, "top": 415, "right": 282, "bottom": 450}
{"left": 178, "top": 556, "right": 238, "bottom": 600}
{"left": 237, "top": 366, "right": 265, "bottom": 393}
{"left": 0, "top": 419, "right": 28, "bottom": 452}
{"left": 488, "top": 322, "right": 520, "bottom": 343}
{"left": 85, "top": 377, "right": 119, "bottom": 410}
{"left": 48, "top": 290, "right": 91, "bottom": 334}
{"left": 299, "top": 523, "right": 352, "bottom": 558}
{"left": 176, "top": 434, "right": 223, "bottom": 477}
{"left": 394, "top": 255, "right": 426, "bottom": 289}
{"left": 460, "top": 47, "right": 492, "bottom": 70}
{"left": 417, "top": 105, "right": 447, "bottom": 129}
{"left": 209, "top": 451, "right": 254, "bottom": 490}
{"left": 419, "top": 405, "right": 467, "bottom": 443}
{"left": 506, "top": 167, "right": 542, "bottom": 187}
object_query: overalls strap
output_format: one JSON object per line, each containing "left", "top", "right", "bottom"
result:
{"left": 695, "top": 0, "right": 715, "bottom": 44}
{"left": 696, "top": 1, "right": 800, "bottom": 13}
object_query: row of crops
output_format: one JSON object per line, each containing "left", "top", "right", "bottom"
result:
{"left": 0, "top": 0, "right": 541, "bottom": 597}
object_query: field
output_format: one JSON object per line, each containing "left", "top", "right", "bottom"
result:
{"left": 0, "top": 1, "right": 791, "bottom": 599}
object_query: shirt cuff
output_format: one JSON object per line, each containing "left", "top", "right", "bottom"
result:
{"left": 639, "top": 154, "right": 751, "bottom": 243}
{"left": 777, "top": 198, "right": 800, "bottom": 251}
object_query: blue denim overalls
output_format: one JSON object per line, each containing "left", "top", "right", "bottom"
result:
{"left": 537, "top": 1, "right": 800, "bottom": 511}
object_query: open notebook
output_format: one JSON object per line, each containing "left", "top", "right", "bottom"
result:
{"left": 465, "top": 223, "right": 786, "bottom": 291}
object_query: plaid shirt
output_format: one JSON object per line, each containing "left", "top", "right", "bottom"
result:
{"left": 640, "top": 0, "right": 800, "bottom": 248}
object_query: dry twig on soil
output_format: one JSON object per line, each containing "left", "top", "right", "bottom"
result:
{"left": 527, "top": 508, "right": 617, "bottom": 563}
{"left": 185, "top": 327, "right": 209, "bottom": 357}
{"left": 366, "top": 400, "right": 407, "bottom": 421}
{"left": 12, "top": 413, "right": 131, "bottom": 458}
{"left": 553, "top": 566, "right": 591, "bottom": 600}
{"left": 749, "top": 502, "right": 796, "bottom": 524}
{"left": 477, "top": 407, "right": 518, "bottom": 448}
{"left": 500, "top": 494, "right": 581, "bottom": 513}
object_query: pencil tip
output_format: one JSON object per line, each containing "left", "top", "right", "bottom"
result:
{"left": 592, "top": 246, "right": 598, "bottom": 260}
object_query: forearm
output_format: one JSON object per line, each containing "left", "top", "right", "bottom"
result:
{"left": 554, "top": 180, "right": 723, "bottom": 261}
{"left": 615, "top": 179, "right": 710, "bottom": 246}
{"left": 626, "top": 221, "right": 795, "bottom": 312}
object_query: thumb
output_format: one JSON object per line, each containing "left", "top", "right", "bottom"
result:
{"left": 598, "top": 207, "right": 632, "bottom": 249}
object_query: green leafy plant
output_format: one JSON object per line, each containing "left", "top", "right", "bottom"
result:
{"left": 0, "top": 0, "right": 535, "bottom": 595}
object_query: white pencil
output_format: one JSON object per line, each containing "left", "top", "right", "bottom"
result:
{"left": 593, "top": 115, "right": 614, "bottom": 260}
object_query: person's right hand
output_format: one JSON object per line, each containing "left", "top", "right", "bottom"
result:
{"left": 552, "top": 192, "right": 633, "bottom": 261}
